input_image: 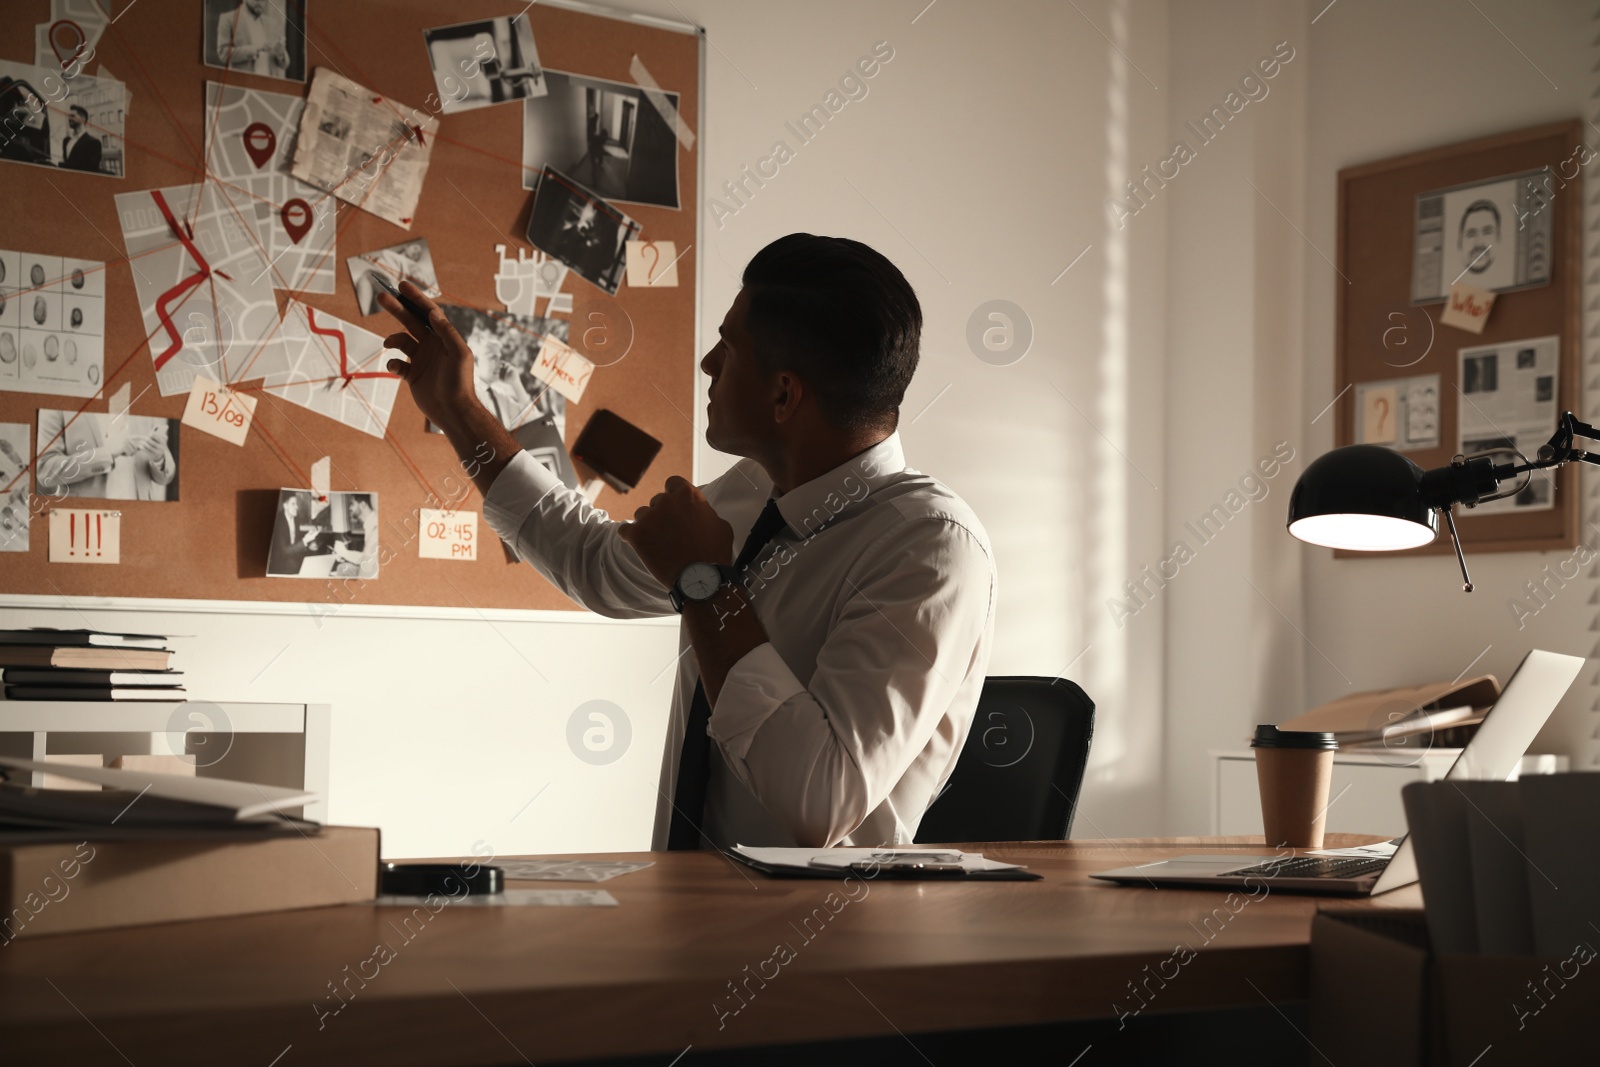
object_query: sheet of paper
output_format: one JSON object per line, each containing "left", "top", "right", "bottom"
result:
{"left": 203, "top": 82, "right": 337, "bottom": 295}
{"left": 116, "top": 183, "right": 287, "bottom": 396}
{"left": 625, "top": 240, "right": 679, "bottom": 287}
{"left": 310, "top": 456, "right": 330, "bottom": 498}
{"left": 529, "top": 335, "right": 594, "bottom": 403}
{"left": 182, "top": 375, "right": 256, "bottom": 446}
{"left": 418, "top": 508, "right": 476, "bottom": 560}
{"left": 0, "top": 248, "right": 106, "bottom": 399}
{"left": 347, "top": 239, "right": 440, "bottom": 316}
{"left": 0, "top": 59, "right": 124, "bottom": 178}
{"left": 1357, "top": 384, "right": 1397, "bottom": 444}
{"left": 373, "top": 889, "right": 617, "bottom": 908}
{"left": 733, "top": 846, "right": 1022, "bottom": 873}
{"left": 1439, "top": 281, "right": 1495, "bottom": 333}
{"left": 1457, "top": 335, "right": 1559, "bottom": 514}
{"left": 291, "top": 69, "right": 439, "bottom": 229}
{"left": 0, "top": 422, "right": 31, "bottom": 553}
{"left": 423, "top": 13, "right": 546, "bottom": 114}
{"left": 494, "top": 244, "right": 567, "bottom": 317}
{"left": 1354, "top": 374, "right": 1439, "bottom": 452}
{"left": 1412, "top": 170, "right": 1552, "bottom": 302}
{"left": 48, "top": 508, "right": 119, "bottom": 563}
{"left": 34, "top": 0, "right": 108, "bottom": 73}
{"left": 496, "top": 859, "right": 653, "bottom": 882}
{"left": 263, "top": 300, "right": 399, "bottom": 438}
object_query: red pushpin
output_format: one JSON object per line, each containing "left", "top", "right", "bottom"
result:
{"left": 243, "top": 123, "right": 277, "bottom": 169}
{"left": 280, "top": 199, "right": 313, "bottom": 244}
{"left": 49, "top": 20, "right": 86, "bottom": 72}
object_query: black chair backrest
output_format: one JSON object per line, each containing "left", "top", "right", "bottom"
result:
{"left": 913, "top": 675, "right": 1095, "bottom": 844}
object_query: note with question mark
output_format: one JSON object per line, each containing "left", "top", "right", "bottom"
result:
{"left": 1359, "top": 384, "right": 1399, "bottom": 444}
{"left": 624, "top": 240, "right": 679, "bottom": 288}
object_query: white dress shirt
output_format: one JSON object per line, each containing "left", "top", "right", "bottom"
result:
{"left": 482, "top": 432, "right": 997, "bottom": 849}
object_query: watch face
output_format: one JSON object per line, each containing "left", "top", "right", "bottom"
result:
{"left": 680, "top": 561, "right": 723, "bottom": 600}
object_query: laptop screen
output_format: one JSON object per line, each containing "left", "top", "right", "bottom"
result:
{"left": 1370, "top": 648, "right": 1582, "bottom": 893}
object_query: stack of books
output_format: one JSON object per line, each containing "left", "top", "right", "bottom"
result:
{"left": 0, "top": 628, "right": 184, "bottom": 701}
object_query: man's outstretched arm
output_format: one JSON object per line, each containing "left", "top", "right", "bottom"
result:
{"left": 378, "top": 280, "right": 520, "bottom": 498}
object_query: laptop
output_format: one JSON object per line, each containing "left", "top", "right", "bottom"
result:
{"left": 1090, "top": 649, "right": 1583, "bottom": 896}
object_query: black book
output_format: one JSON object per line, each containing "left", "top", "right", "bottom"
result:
{"left": 4, "top": 686, "right": 187, "bottom": 702}
{"left": 2, "top": 668, "right": 184, "bottom": 686}
{"left": 0, "top": 628, "right": 172, "bottom": 649}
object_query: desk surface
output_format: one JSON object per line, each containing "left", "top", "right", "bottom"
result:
{"left": 0, "top": 835, "right": 1417, "bottom": 1065}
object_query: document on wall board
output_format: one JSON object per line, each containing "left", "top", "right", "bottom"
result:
{"left": 1456, "top": 335, "right": 1559, "bottom": 514}
{"left": 290, "top": 69, "right": 439, "bottom": 229}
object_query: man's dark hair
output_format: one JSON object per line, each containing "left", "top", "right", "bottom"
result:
{"left": 1458, "top": 198, "right": 1500, "bottom": 240}
{"left": 69, "top": 105, "right": 88, "bottom": 121}
{"left": 740, "top": 234, "right": 920, "bottom": 432}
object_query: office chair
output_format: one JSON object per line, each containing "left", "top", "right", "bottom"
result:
{"left": 913, "top": 676, "right": 1095, "bottom": 844}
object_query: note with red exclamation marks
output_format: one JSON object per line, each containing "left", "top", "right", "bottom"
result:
{"left": 48, "top": 509, "right": 121, "bottom": 564}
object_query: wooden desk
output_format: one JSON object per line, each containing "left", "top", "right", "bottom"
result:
{"left": 0, "top": 835, "right": 1416, "bottom": 1065}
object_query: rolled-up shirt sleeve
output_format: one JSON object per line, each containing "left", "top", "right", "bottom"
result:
{"left": 481, "top": 450, "right": 673, "bottom": 619}
{"left": 706, "top": 517, "right": 994, "bottom": 847}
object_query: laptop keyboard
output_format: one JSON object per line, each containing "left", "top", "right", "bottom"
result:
{"left": 1226, "top": 856, "right": 1390, "bottom": 880}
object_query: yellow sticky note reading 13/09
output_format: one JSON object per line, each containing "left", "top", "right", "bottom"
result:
{"left": 182, "top": 376, "right": 257, "bottom": 446}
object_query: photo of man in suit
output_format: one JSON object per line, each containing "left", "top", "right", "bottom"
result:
{"left": 35, "top": 410, "right": 178, "bottom": 501}
{"left": 59, "top": 105, "right": 103, "bottom": 173}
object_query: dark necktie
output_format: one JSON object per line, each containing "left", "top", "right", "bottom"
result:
{"left": 666, "top": 498, "right": 788, "bottom": 850}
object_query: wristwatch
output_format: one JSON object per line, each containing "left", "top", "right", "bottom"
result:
{"left": 669, "top": 561, "right": 743, "bottom": 613}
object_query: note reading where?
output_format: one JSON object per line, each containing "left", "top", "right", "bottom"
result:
{"left": 529, "top": 337, "right": 595, "bottom": 404}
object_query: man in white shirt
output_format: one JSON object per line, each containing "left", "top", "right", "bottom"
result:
{"left": 216, "top": 0, "right": 289, "bottom": 78}
{"left": 377, "top": 234, "right": 996, "bottom": 849}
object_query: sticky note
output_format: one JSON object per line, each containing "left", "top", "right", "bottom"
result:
{"left": 1359, "top": 385, "right": 1399, "bottom": 444}
{"left": 419, "top": 509, "right": 477, "bottom": 560}
{"left": 1440, "top": 282, "right": 1495, "bottom": 334}
{"left": 49, "top": 509, "right": 120, "bottom": 563}
{"left": 625, "top": 240, "right": 679, "bottom": 287}
{"left": 182, "top": 376, "right": 257, "bottom": 446}
{"left": 529, "top": 337, "right": 595, "bottom": 403}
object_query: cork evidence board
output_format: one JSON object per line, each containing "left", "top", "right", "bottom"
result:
{"left": 0, "top": 0, "right": 701, "bottom": 610}
{"left": 1335, "top": 121, "right": 1583, "bottom": 556}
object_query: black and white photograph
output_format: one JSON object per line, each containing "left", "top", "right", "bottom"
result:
{"left": 439, "top": 304, "right": 569, "bottom": 435}
{"left": 423, "top": 14, "right": 545, "bottom": 115}
{"left": 1455, "top": 335, "right": 1560, "bottom": 515}
{"left": 0, "top": 421, "right": 30, "bottom": 553}
{"left": 202, "top": 0, "right": 307, "bottom": 83}
{"left": 267, "top": 489, "right": 379, "bottom": 579}
{"left": 34, "top": 410, "right": 180, "bottom": 502}
{"left": 346, "top": 239, "right": 441, "bottom": 317}
{"left": 1411, "top": 168, "right": 1552, "bottom": 302}
{"left": 520, "top": 70, "right": 680, "bottom": 208}
{"left": 525, "top": 167, "right": 641, "bottom": 296}
{"left": 0, "top": 60, "right": 126, "bottom": 177}
{"left": 513, "top": 414, "right": 579, "bottom": 490}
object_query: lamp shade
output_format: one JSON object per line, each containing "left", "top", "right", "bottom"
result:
{"left": 1286, "top": 444, "right": 1440, "bottom": 551}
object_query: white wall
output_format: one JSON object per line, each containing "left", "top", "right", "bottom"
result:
{"left": 1300, "top": 0, "right": 1599, "bottom": 771}
{"left": 1160, "top": 0, "right": 1310, "bottom": 836}
{"left": 2, "top": 0, "right": 1179, "bottom": 854}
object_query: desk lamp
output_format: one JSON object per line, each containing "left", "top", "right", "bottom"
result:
{"left": 1286, "top": 411, "right": 1595, "bottom": 592}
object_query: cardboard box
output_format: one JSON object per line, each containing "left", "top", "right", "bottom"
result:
{"left": 1310, "top": 907, "right": 1594, "bottom": 1066}
{"left": 0, "top": 826, "right": 378, "bottom": 940}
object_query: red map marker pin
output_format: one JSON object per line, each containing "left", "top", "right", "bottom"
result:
{"left": 281, "top": 199, "right": 313, "bottom": 244}
{"left": 243, "top": 123, "right": 277, "bottom": 169}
